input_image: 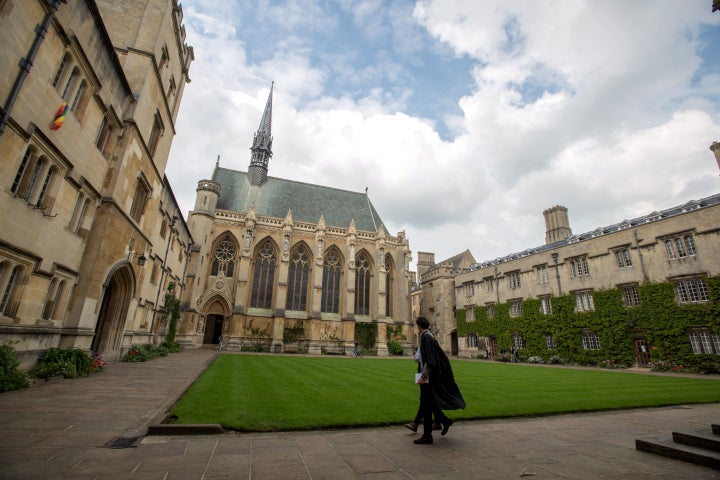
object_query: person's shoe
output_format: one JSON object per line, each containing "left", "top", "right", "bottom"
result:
{"left": 441, "top": 419, "right": 453, "bottom": 436}
{"left": 432, "top": 422, "right": 442, "bottom": 430}
{"left": 413, "top": 435, "right": 433, "bottom": 444}
{"left": 404, "top": 422, "right": 418, "bottom": 432}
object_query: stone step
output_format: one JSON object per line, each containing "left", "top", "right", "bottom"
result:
{"left": 673, "top": 431, "right": 720, "bottom": 453}
{"left": 712, "top": 424, "right": 720, "bottom": 436}
{"left": 635, "top": 438, "right": 720, "bottom": 470}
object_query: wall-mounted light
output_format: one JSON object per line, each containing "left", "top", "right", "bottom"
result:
{"left": 137, "top": 255, "right": 147, "bottom": 266}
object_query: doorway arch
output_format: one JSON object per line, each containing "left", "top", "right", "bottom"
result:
{"left": 202, "top": 296, "right": 229, "bottom": 346}
{"left": 92, "top": 264, "right": 135, "bottom": 358}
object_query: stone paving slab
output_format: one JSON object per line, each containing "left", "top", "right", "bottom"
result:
{"left": 0, "top": 350, "right": 719, "bottom": 479}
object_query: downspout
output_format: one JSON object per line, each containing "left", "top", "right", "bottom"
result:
{"left": 634, "top": 230, "right": 648, "bottom": 283}
{"left": 552, "top": 252, "right": 562, "bottom": 295}
{"left": 0, "top": 0, "right": 66, "bottom": 136}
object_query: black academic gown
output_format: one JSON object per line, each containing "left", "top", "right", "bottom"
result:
{"left": 419, "top": 331, "right": 466, "bottom": 410}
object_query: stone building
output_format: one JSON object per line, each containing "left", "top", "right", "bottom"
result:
{"left": 454, "top": 186, "right": 720, "bottom": 365}
{"left": 176, "top": 85, "right": 413, "bottom": 355}
{"left": 0, "top": 0, "right": 193, "bottom": 364}
{"left": 414, "top": 250, "right": 475, "bottom": 354}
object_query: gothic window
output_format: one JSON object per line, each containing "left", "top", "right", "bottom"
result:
{"left": 11, "top": 146, "right": 35, "bottom": 197}
{"left": 513, "top": 332, "right": 525, "bottom": 350}
{"left": 582, "top": 329, "right": 601, "bottom": 350}
{"left": 539, "top": 296, "right": 552, "bottom": 315}
{"left": 286, "top": 244, "right": 310, "bottom": 311}
{"left": 622, "top": 284, "right": 640, "bottom": 307}
{"left": 570, "top": 256, "right": 590, "bottom": 278}
{"left": 250, "top": 241, "right": 275, "bottom": 309}
{"left": 665, "top": 233, "right": 697, "bottom": 260}
{"left": 465, "top": 305, "right": 475, "bottom": 323}
{"left": 53, "top": 53, "right": 70, "bottom": 88}
{"left": 536, "top": 265, "right": 548, "bottom": 284}
{"left": 484, "top": 276, "right": 494, "bottom": 292}
{"left": 688, "top": 328, "right": 720, "bottom": 354}
{"left": 96, "top": 115, "right": 114, "bottom": 157}
{"left": 69, "top": 195, "right": 90, "bottom": 234}
{"left": 466, "top": 333, "right": 478, "bottom": 348}
{"left": 574, "top": 290, "right": 595, "bottom": 312}
{"left": 36, "top": 165, "right": 58, "bottom": 210}
{"left": 148, "top": 111, "right": 164, "bottom": 156}
{"left": 129, "top": 178, "right": 150, "bottom": 222}
{"left": 675, "top": 277, "right": 709, "bottom": 304}
{"left": 321, "top": 248, "right": 342, "bottom": 313}
{"left": 545, "top": 335, "right": 555, "bottom": 350}
{"left": 61, "top": 67, "right": 79, "bottom": 100}
{"left": 486, "top": 302, "right": 495, "bottom": 318}
{"left": 212, "top": 238, "right": 236, "bottom": 277}
{"left": 507, "top": 271, "right": 521, "bottom": 289}
{"left": 42, "top": 278, "right": 66, "bottom": 320}
{"left": 614, "top": 248, "right": 632, "bottom": 268}
{"left": 463, "top": 281, "right": 474, "bottom": 297}
{"left": 385, "top": 255, "right": 393, "bottom": 318}
{"left": 355, "top": 251, "right": 371, "bottom": 316}
{"left": 0, "top": 263, "right": 22, "bottom": 317}
{"left": 509, "top": 298, "right": 523, "bottom": 318}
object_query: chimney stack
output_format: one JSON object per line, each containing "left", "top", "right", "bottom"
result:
{"left": 710, "top": 142, "right": 720, "bottom": 173}
{"left": 543, "top": 205, "right": 572, "bottom": 244}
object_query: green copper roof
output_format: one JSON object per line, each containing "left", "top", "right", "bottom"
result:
{"left": 213, "top": 167, "right": 385, "bottom": 232}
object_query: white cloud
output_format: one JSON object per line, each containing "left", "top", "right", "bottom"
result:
{"left": 167, "top": 1, "right": 720, "bottom": 272}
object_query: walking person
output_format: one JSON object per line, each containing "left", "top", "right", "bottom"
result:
{"left": 404, "top": 346, "right": 440, "bottom": 433}
{"left": 413, "top": 316, "right": 466, "bottom": 445}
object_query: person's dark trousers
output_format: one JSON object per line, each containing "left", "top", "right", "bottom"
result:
{"left": 420, "top": 383, "right": 436, "bottom": 438}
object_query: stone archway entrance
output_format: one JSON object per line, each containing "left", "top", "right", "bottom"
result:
{"left": 92, "top": 265, "right": 134, "bottom": 359}
{"left": 450, "top": 330, "right": 458, "bottom": 356}
{"left": 203, "top": 314, "right": 224, "bottom": 346}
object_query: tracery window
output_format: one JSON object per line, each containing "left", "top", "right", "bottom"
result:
{"left": 250, "top": 241, "right": 275, "bottom": 309}
{"left": 355, "top": 251, "right": 371, "bottom": 316}
{"left": 286, "top": 244, "right": 309, "bottom": 311}
{"left": 321, "top": 248, "right": 342, "bottom": 313}
{"left": 212, "top": 238, "right": 236, "bottom": 277}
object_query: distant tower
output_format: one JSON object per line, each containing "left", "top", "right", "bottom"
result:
{"left": 248, "top": 83, "right": 274, "bottom": 186}
{"left": 543, "top": 206, "right": 572, "bottom": 244}
{"left": 416, "top": 252, "right": 435, "bottom": 281}
{"left": 710, "top": 141, "right": 720, "bottom": 174}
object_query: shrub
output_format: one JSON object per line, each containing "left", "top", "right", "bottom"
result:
{"left": 0, "top": 341, "right": 29, "bottom": 392}
{"left": 29, "top": 347, "right": 93, "bottom": 379}
{"left": 548, "top": 356, "right": 565, "bottom": 365}
{"left": 387, "top": 340, "right": 404, "bottom": 356}
{"left": 527, "top": 356, "right": 544, "bottom": 364}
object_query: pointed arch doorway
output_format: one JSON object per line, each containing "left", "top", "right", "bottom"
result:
{"left": 202, "top": 297, "right": 229, "bottom": 347}
{"left": 92, "top": 265, "right": 134, "bottom": 359}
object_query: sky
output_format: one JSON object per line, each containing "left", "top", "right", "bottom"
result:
{"left": 166, "top": 0, "right": 720, "bottom": 272}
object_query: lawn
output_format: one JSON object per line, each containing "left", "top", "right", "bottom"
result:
{"left": 168, "top": 354, "right": 720, "bottom": 432}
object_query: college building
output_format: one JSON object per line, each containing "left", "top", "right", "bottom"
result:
{"left": 0, "top": 0, "right": 194, "bottom": 365}
{"left": 175, "top": 85, "right": 414, "bottom": 355}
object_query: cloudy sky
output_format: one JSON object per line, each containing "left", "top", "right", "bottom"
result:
{"left": 166, "top": 0, "right": 720, "bottom": 271}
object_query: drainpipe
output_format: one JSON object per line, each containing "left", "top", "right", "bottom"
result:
{"left": 0, "top": 0, "right": 67, "bottom": 136}
{"left": 634, "top": 230, "right": 648, "bottom": 284}
{"left": 552, "top": 252, "right": 562, "bottom": 295}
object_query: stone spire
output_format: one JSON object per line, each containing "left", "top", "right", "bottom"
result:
{"left": 248, "top": 82, "right": 274, "bottom": 186}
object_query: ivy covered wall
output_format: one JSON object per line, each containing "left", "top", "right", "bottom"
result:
{"left": 457, "top": 275, "right": 720, "bottom": 368}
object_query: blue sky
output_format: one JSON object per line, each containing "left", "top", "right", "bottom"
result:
{"left": 167, "top": 1, "right": 720, "bottom": 271}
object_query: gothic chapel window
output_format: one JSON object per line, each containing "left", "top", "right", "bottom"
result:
{"left": 355, "top": 251, "right": 371, "bottom": 316}
{"left": 250, "top": 241, "right": 275, "bottom": 309}
{"left": 212, "top": 238, "right": 236, "bottom": 277}
{"left": 286, "top": 244, "right": 309, "bottom": 311}
{"left": 321, "top": 248, "right": 341, "bottom": 313}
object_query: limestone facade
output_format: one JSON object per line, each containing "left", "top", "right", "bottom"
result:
{"left": 0, "top": 0, "right": 193, "bottom": 365}
{"left": 454, "top": 191, "right": 720, "bottom": 360}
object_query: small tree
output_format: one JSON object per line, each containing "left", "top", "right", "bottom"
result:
{"left": 161, "top": 282, "right": 181, "bottom": 345}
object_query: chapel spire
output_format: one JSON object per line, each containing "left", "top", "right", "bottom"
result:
{"left": 248, "top": 82, "right": 274, "bottom": 186}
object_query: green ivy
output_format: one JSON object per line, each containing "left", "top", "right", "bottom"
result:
{"left": 457, "top": 276, "right": 719, "bottom": 369}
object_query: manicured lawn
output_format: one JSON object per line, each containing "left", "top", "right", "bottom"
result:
{"left": 168, "top": 354, "right": 720, "bottom": 432}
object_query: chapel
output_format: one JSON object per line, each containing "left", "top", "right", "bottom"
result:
{"left": 176, "top": 85, "right": 413, "bottom": 355}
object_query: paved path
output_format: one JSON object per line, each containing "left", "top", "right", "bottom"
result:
{"left": 0, "top": 350, "right": 718, "bottom": 479}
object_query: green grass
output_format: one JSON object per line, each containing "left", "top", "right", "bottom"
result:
{"left": 169, "top": 355, "right": 720, "bottom": 432}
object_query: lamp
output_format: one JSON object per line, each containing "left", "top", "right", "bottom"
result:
{"left": 128, "top": 238, "right": 147, "bottom": 266}
{"left": 137, "top": 255, "right": 147, "bottom": 266}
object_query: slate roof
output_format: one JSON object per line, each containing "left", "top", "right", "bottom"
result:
{"left": 470, "top": 192, "right": 720, "bottom": 271}
{"left": 426, "top": 249, "right": 476, "bottom": 274}
{"left": 213, "top": 167, "right": 385, "bottom": 232}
